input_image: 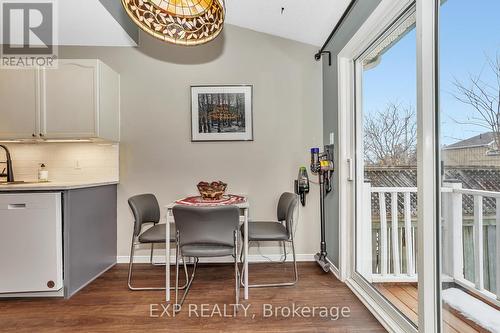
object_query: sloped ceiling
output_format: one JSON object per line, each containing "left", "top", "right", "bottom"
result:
{"left": 58, "top": 0, "right": 136, "bottom": 46}
{"left": 56, "top": 0, "right": 352, "bottom": 47}
{"left": 225, "top": 0, "right": 352, "bottom": 46}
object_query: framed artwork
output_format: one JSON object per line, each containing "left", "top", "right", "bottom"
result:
{"left": 191, "top": 85, "right": 253, "bottom": 141}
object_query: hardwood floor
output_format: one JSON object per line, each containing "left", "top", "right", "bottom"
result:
{"left": 0, "top": 263, "right": 385, "bottom": 333}
{"left": 375, "top": 283, "right": 487, "bottom": 333}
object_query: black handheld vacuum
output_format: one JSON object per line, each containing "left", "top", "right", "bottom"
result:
{"left": 310, "top": 145, "right": 334, "bottom": 272}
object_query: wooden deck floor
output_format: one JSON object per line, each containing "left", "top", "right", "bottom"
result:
{"left": 0, "top": 263, "right": 385, "bottom": 333}
{"left": 375, "top": 283, "right": 488, "bottom": 333}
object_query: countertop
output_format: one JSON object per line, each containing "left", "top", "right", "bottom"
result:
{"left": 0, "top": 180, "right": 119, "bottom": 191}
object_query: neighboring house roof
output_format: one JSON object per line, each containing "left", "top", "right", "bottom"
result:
{"left": 443, "top": 132, "right": 496, "bottom": 150}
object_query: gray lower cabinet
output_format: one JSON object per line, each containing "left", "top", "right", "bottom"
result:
{"left": 63, "top": 185, "right": 117, "bottom": 298}
{"left": 0, "top": 184, "right": 117, "bottom": 298}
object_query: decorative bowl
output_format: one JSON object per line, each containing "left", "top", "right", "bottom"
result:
{"left": 197, "top": 181, "right": 227, "bottom": 200}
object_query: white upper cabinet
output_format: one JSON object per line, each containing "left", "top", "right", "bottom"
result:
{"left": 0, "top": 68, "right": 39, "bottom": 139}
{"left": 42, "top": 60, "right": 98, "bottom": 139}
{"left": 0, "top": 60, "right": 120, "bottom": 142}
{"left": 97, "top": 62, "right": 120, "bottom": 142}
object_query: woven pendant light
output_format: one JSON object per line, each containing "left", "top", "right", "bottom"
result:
{"left": 122, "top": 0, "right": 225, "bottom": 46}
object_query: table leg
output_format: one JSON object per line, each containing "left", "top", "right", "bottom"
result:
{"left": 244, "top": 208, "right": 249, "bottom": 300}
{"left": 165, "top": 208, "right": 171, "bottom": 302}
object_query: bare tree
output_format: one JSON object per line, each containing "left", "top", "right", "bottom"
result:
{"left": 452, "top": 53, "right": 500, "bottom": 151}
{"left": 364, "top": 102, "right": 417, "bottom": 166}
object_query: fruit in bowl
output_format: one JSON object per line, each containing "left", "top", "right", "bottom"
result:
{"left": 197, "top": 181, "right": 227, "bottom": 200}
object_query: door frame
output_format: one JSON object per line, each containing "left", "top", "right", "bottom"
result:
{"left": 334, "top": 0, "right": 440, "bottom": 331}
{"left": 416, "top": 0, "right": 441, "bottom": 331}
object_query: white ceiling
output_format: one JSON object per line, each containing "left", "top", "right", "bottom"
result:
{"left": 225, "top": 0, "right": 352, "bottom": 46}
{"left": 42, "top": 0, "right": 351, "bottom": 47}
{"left": 57, "top": 0, "right": 136, "bottom": 46}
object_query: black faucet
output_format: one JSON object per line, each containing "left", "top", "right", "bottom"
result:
{"left": 0, "top": 145, "right": 14, "bottom": 183}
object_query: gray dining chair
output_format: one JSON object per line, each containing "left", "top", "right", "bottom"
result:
{"left": 241, "top": 192, "right": 299, "bottom": 288}
{"left": 173, "top": 205, "right": 240, "bottom": 310}
{"left": 127, "top": 194, "right": 188, "bottom": 291}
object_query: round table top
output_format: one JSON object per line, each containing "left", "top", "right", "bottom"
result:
{"left": 174, "top": 194, "right": 246, "bottom": 206}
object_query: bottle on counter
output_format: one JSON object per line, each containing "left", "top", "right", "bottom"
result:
{"left": 38, "top": 163, "right": 49, "bottom": 182}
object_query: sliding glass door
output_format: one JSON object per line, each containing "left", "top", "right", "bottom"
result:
{"left": 439, "top": 0, "right": 500, "bottom": 332}
{"left": 345, "top": 0, "right": 499, "bottom": 331}
{"left": 354, "top": 5, "right": 419, "bottom": 329}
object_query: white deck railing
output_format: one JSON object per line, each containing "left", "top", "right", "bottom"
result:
{"left": 361, "top": 182, "right": 500, "bottom": 304}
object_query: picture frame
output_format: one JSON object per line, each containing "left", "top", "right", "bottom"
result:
{"left": 191, "top": 85, "right": 253, "bottom": 142}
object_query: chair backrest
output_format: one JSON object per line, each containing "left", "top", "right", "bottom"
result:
{"left": 128, "top": 194, "right": 161, "bottom": 236}
{"left": 276, "top": 192, "right": 299, "bottom": 235}
{"left": 173, "top": 205, "right": 240, "bottom": 248}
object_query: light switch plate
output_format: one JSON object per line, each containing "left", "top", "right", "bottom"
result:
{"left": 329, "top": 132, "right": 335, "bottom": 145}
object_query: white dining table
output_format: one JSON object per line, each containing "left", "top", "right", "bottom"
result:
{"left": 164, "top": 198, "right": 250, "bottom": 302}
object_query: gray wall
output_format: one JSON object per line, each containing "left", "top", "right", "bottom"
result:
{"left": 58, "top": 25, "right": 323, "bottom": 259}
{"left": 322, "top": 0, "right": 381, "bottom": 267}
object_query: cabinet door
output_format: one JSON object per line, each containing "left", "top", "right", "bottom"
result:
{"left": 41, "top": 60, "right": 98, "bottom": 138}
{"left": 98, "top": 62, "right": 120, "bottom": 142}
{"left": 0, "top": 193, "right": 63, "bottom": 293}
{"left": 0, "top": 69, "right": 38, "bottom": 139}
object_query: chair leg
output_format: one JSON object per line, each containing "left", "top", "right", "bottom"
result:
{"left": 241, "top": 238, "right": 299, "bottom": 288}
{"left": 151, "top": 242, "right": 181, "bottom": 267}
{"left": 282, "top": 241, "right": 287, "bottom": 263}
{"left": 290, "top": 236, "right": 299, "bottom": 283}
{"left": 127, "top": 235, "right": 138, "bottom": 290}
{"left": 175, "top": 256, "right": 198, "bottom": 312}
{"left": 175, "top": 239, "right": 180, "bottom": 311}
{"left": 127, "top": 235, "right": 189, "bottom": 291}
{"left": 179, "top": 247, "right": 189, "bottom": 289}
{"left": 171, "top": 239, "right": 189, "bottom": 290}
{"left": 174, "top": 231, "right": 242, "bottom": 313}
{"left": 234, "top": 230, "right": 240, "bottom": 310}
{"left": 128, "top": 235, "right": 168, "bottom": 291}
{"left": 150, "top": 243, "right": 166, "bottom": 266}
{"left": 150, "top": 243, "right": 154, "bottom": 264}
{"left": 239, "top": 240, "right": 245, "bottom": 263}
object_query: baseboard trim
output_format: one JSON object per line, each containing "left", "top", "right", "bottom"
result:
{"left": 326, "top": 257, "right": 341, "bottom": 280}
{"left": 117, "top": 254, "right": 315, "bottom": 264}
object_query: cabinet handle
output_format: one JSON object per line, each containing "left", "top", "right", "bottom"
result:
{"left": 39, "top": 133, "right": 44, "bottom": 137}
{"left": 8, "top": 203, "right": 26, "bottom": 209}
{"left": 32, "top": 133, "right": 36, "bottom": 137}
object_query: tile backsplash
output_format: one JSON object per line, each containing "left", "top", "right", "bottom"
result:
{"left": 2, "top": 143, "right": 119, "bottom": 182}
